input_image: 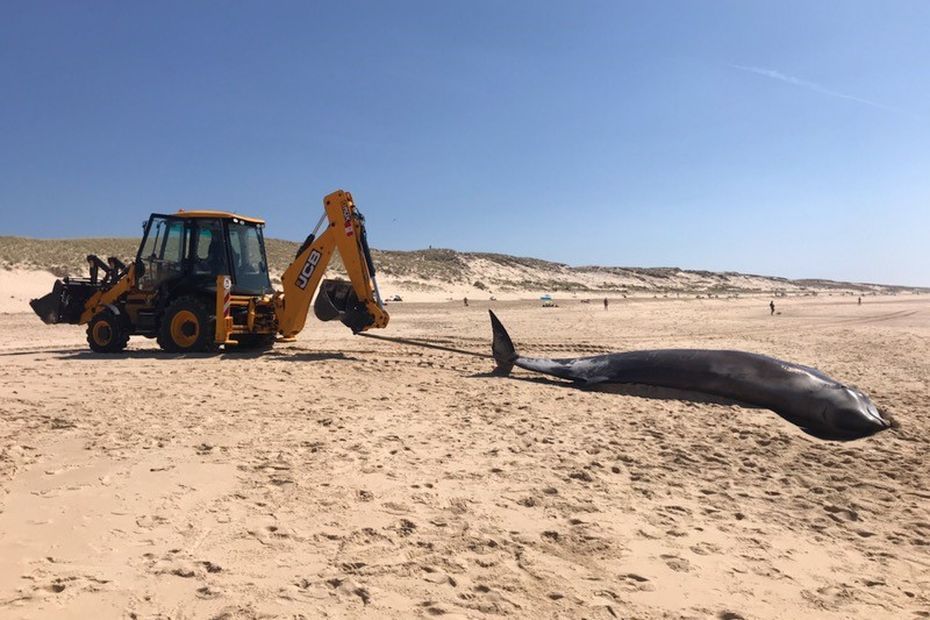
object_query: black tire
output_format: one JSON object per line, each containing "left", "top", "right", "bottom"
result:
{"left": 86, "top": 309, "right": 130, "bottom": 353}
{"left": 232, "top": 333, "right": 277, "bottom": 351}
{"left": 157, "top": 296, "right": 217, "bottom": 353}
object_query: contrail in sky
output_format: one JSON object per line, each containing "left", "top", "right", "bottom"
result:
{"left": 730, "top": 64, "right": 897, "bottom": 113}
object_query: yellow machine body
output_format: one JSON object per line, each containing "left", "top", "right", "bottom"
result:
{"left": 30, "top": 189, "right": 389, "bottom": 353}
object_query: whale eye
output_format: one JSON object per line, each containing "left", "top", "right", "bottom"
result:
{"left": 818, "top": 404, "right": 830, "bottom": 423}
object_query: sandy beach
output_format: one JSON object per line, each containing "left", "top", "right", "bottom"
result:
{"left": 4, "top": 1, "right": 928, "bottom": 617}
{"left": 1, "top": 293, "right": 928, "bottom": 618}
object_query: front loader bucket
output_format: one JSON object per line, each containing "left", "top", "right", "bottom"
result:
{"left": 314, "top": 279, "right": 375, "bottom": 334}
{"left": 30, "top": 284, "right": 65, "bottom": 324}
{"left": 30, "top": 279, "right": 97, "bottom": 325}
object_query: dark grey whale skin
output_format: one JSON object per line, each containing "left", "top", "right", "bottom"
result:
{"left": 489, "top": 311, "right": 891, "bottom": 441}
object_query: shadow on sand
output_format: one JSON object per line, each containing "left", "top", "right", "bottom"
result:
{"left": 0, "top": 348, "right": 357, "bottom": 363}
{"left": 359, "top": 332, "right": 490, "bottom": 359}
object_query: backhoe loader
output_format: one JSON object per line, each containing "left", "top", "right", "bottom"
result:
{"left": 30, "top": 190, "right": 389, "bottom": 353}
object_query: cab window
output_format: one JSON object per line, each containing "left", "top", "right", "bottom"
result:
{"left": 192, "top": 219, "right": 228, "bottom": 276}
{"left": 228, "top": 222, "right": 272, "bottom": 293}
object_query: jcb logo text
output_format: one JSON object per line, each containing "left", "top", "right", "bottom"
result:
{"left": 296, "top": 250, "right": 322, "bottom": 290}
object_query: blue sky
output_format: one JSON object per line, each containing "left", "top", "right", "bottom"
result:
{"left": 1, "top": 1, "right": 928, "bottom": 285}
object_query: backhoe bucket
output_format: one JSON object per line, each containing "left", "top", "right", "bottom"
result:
{"left": 314, "top": 279, "right": 375, "bottom": 334}
{"left": 30, "top": 279, "right": 97, "bottom": 325}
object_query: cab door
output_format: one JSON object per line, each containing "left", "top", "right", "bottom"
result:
{"left": 136, "top": 216, "right": 189, "bottom": 291}
{"left": 190, "top": 219, "right": 228, "bottom": 278}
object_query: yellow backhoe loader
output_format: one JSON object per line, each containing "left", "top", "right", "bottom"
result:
{"left": 30, "top": 190, "right": 389, "bottom": 353}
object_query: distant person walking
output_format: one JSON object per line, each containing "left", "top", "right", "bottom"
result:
{"left": 769, "top": 300, "right": 775, "bottom": 316}
{"left": 858, "top": 296, "right": 862, "bottom": 305}
{"left": 603, "top": 297, "right": 608, "bottom": 310}
{"left": 463, "top": 297, "right": 468, "bottom": 307}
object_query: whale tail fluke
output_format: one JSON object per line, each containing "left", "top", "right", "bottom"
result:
{"left": 489, "top": 310, "right": 517, "bottom": 376}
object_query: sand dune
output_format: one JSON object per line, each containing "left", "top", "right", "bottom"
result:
{"left": 0, "top": 295, "right": 928, "bottom": 618}
{"left": 3, "top": 236, "right": 926, "bottom": 305}
{"left": 0, "top": 269, "right": 57, "bottom": 315}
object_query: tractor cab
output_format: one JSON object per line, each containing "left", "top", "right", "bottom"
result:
{"left": 136, "top": 211, "right": 273, "bottom": 296}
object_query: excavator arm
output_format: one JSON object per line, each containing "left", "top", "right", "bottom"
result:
{"left": 275, "top": 190, "right": 389, "bottom": 338}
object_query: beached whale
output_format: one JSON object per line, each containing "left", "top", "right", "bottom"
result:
{"left": 489, "top": 311, "right": 891, "bottom": 441}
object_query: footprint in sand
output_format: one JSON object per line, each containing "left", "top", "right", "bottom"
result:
{"left": 381, "top": 501, "right": 411, "bottom": 515}
{"left": 196, "top": 585, "right": 220, "bottom": 599}
{"left": 690, "top": 541, "right": 721, "bottom": 556}
{"left": 325, "top": 576, "right": 372, "bottom": 606}
{"left": 660, "top": 554, "right": 691, "bottom": 572}
{"left": 618, "top": 573, "right": 654, "bottom": 592}
{"left": 824, "top": 504, "right": 860, "bottom": 522}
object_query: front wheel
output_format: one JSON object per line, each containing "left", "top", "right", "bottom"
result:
{"left": 157, "top": 296, "right": 217, "bottom": 353}
{"left": 86, "top": 309, "right": 130, "bottom": 353}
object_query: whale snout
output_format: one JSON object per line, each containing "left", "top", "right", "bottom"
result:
{"left": 825, "top": 390, "right": 892, "bottom": 440}
{"left": 839, "top": 406, "right": 890, "bottom": 435}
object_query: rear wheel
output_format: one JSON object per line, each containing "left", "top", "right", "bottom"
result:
{"left": 86, "top": 309, "right": 130, "bottom": 353}
{"left": 157, "top": 296, "right": 216, "bottom": 353}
